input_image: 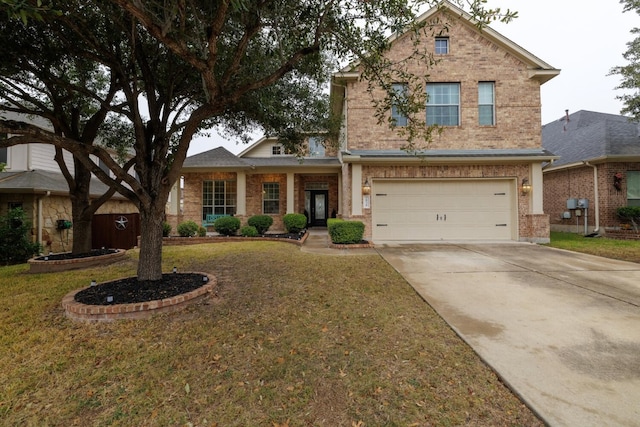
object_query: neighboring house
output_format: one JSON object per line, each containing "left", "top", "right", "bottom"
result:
{"left": 542, "top": 110, "right": 640, "bottom": 236}
{"left": 174, "top": 1, "right": 560, "bottom": 243}
{"left": 0, "top": 116, "right": 139, "bottom": 252}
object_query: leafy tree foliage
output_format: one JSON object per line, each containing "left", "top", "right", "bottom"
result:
{"left": 0, "top": 208, "right": 41, "bottom": 264}
{"left": 612, "top": 0, "right": 640, "bottom": 118}
{"left": 0, "top": 0, "right": 515, "bottom": 281}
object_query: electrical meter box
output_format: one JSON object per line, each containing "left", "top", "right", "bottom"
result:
{"left": 562, "top": 211, "right": 572, "bottom": 219}
{"left": 578, "top": 198, "right": 589, "bottom": 209}
{"left": 56, "top": 219, "right": 72, "bottom": 230}
{"left": 566, "top": 198, "right": 578, "bottom": 209}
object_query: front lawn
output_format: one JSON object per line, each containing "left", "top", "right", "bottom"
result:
{"left": 0, "top": 242, "right": 541, "bottom": 426}
{"left": 547, "top": 231, "right": 640, "bottom": 263}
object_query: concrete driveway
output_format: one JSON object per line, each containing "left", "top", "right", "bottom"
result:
{"left": 377, "top": 243, "right": 640, "bottom": 427}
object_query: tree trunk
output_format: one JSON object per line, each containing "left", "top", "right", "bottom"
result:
{"left": 136, "top": 203, "right": 165, "bottom": 281}
{"left": 71, "top": 215, "right": 93, "bottom": 254}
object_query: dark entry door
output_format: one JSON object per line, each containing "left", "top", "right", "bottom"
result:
{"left": 92, "top": 213, "right": 140, "bottom": 249}
{"left": 309, "top": 190, "right": 328, "bottom": 226}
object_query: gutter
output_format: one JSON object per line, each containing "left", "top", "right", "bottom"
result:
{"left": 584, "top": 162, "right": 600, "bottom": 234}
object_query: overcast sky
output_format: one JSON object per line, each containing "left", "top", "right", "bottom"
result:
{"left": 187, "top": 0, "right": 638, "bottom": 156}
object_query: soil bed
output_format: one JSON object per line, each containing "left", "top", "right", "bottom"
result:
{"left": 35, "top": 248, "right": 117, "bottom": 261}
{"left": 75, "top": 273, "right": 209, "bottom": 305}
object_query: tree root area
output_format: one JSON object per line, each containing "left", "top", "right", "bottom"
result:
{"left": 74, "top": 273, "right": 208, "bottom": 305}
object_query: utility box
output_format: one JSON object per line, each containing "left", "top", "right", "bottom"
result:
{"left": 578, "top": 198, "right": 589, "bottom": 209}
{"left": 566, "top": 198, "right": 578, "bottom": 209}
{"left": 562, "top": 211, "right": 572, "bottom": 219}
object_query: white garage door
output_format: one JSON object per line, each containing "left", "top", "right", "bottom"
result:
{"left": 371, "top": 179, "right": 516, "bottom": 242}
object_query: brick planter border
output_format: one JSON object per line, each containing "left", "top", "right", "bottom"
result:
{"left": 62, "top": 272, "right": 215, "bottom": 322}
{"left": 154, "top": 231, "right": 309, "bottom": 247}
{"left": 28, "top": 249, "right": 128, "bottom": 274}
{"left": 329, "top": 241, "right": 375, "bottom": 249}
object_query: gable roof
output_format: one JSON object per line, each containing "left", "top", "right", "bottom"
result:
{"left": 0, "top": 169, "right": 127, "bottom": 198}
{"left": 542, "top": 110, "right": 640, "bottom": 170}
{"left": 182, "top": 147, "right": 248, "bottom": 169}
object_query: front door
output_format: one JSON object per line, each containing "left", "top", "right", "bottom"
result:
{"left": 309, "top": 190, "right": 328, "bottom": 226}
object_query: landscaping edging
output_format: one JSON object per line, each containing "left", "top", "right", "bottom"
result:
{"left": 62, "top": 272, "right": 215, "bottom": 322}
{"left": 329, "top": 241, "right": 375, "bottom": 249}
{"left": 28, "top": 249, "right": 128, "bottom": 274}
{"left": 154, "top": 231, "right": 309, "bottom": 247}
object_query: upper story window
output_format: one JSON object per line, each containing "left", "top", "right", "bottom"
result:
{"left": 0, "top": 133, "right": 7, "bottom": 167}
{"left": 391, "top": 83, "right": 408, "bottom": 127}
{"left": 263, "top": 182, "right": 280, "bottom": 214}
{"left": 478, "top": 82, "right": 496, "bottom": 126}
{"left": 627, "top": 171, "right": 640, "bottom": 207}
{"left": 435, "top": 37, "right": 449, "bottom": 54}
{"left": 272, "top": 145, "right": 283, "bottom": 156}
{"left": 98, "top": 158, "right": 111, "bottom": 176}
{"left": 426, "top": 83, "right": 460, "bottom": 126}
{"left": 308, "top": 136, "right": 325, "bottom": 157}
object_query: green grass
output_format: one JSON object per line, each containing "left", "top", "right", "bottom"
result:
{"left": 0, "top": 242, "right": 541, "bottom": 426}
{"left": 547, "top": 231, "right": 640, "bottom": 263}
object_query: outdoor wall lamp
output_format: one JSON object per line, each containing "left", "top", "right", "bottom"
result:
{"left": 362, "top": 178, "right": 371, "bottom": 195}
{"left": 521, "top": 178, "right": 532, "bottom": 195}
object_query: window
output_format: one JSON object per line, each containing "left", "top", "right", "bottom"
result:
{"left": 263, "top": 182, "right": 280, "bottom": 214}
{"left": 426, "top": 83, "right": 460, "bottom": 126}
{"left": 0, "top": 133, "right": 7, "bottom": 166}
{"left": 391, "top": 83, "right": 408, "bottom": 127}
{"left": 627, "top": 171, "right": 640, "bottom": 207}
{"left": 308, "top": 136, "right": 325, "bottom": 157}
{"left": 202, "top": 180, "right": 236, "bottom": 219}
{"left": 98, "top": 158, "right": 110, "bottom": 176}
{"left": 435, "top": 37, "right": 449, "bottom": 54}
{"left": 272, "top": 145, "right": 282, "bottom": 156}
{"left": 478, "top": 82, "right": 495, "bottom": 126}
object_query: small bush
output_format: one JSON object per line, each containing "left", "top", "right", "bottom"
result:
{"left": 177, "top": 220, "right": 200, "bottom": 237}
{"left": 240, "top": 225, "right": 259, "bottom": 237}
{"left": 214, "top": 216, "right": 241, "bottom": 236}
{"left": 617, "top": 206, "right": 640, "bottom": 230}
{"left": 198, "top": 226, "right": 207, "bottom": 237}
{"left": 162, "top": 222, "right": 172, "bottom": 237}
{"left": 247, "top": 215, "right": 273, "bottom": 234}
{"left": 283, "top": 213, "right": 307, "bottom": 233}
{"left": 0, "top": 208, "right": 41, "bottom": 264}
{"left": 328, "top": 220, "right": 365, "bottom": 244}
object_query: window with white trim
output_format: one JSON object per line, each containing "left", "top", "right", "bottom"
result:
{"left": 435, "top": 37, "right": 449, "bottom": 54}
{"left": 627, "top": 171, "right": 640, "bottom": 207}
{"left": 478, "top": 82, "right": 495, "bottom": 126}
{"left": 0, "top": 133, "right": 7, "bottom": 167}
{"left": 272, "top": 145, "right": 282, "bottom": 156}
{"left": 263, "top": 182, "right": 280, "bottom": 214}
{"left": 426, "top": 83, "right": 460, "bottom": 126}
{"left": 391, "top": 83, "right": 408, "bottom": 126}
{"left": 202, "top": 180, "right": 236, "bottom": 220}
{"left": 308, "top": 136, "right": 325, "bottom": 157}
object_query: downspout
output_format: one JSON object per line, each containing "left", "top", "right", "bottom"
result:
{"left": 584, "top": 162, "right": 600, "bottom": 234}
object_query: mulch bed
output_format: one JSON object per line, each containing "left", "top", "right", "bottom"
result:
{"left": 35, "top": 248, "right": 118, "bottom": 261}
{"left": 74, "top": 273, "right": 209, "bottom": 306}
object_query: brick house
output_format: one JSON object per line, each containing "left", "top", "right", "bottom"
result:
{"left": 174, "top": 1, "right": 559, "bottom": 243}
{"left": 543, "top": 110, "right": 640, "bottom": 236}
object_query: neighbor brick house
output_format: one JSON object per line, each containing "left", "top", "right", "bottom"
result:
{"left": 174, "top": 1, "right": 559, "bottom": 243}
{"left": 543, "top": 110, "right": 640, "bottom": 236}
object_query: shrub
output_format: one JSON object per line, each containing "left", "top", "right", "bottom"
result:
{"left": 617, "top": 206, "right": 640, "bottom": 231}
{"left": 247, "top": 215, "right": 273, "bottom": 235}
{"left": 198, "top": 226, "right": 207, "bottom": 237}
{"left": 162, "top": 222, "right": 172, "bottom": 237}
{"left": 328, "top": 220, "right": 365, "bottom": 244}
{"left": 283, "top": 213, "right": 307, "bottom": 233}
{"left": 240, "top": 225, "right": 259, "bottom": 237}
{"left": 0, "top": 208, "right": 41, "bottom": 265}
{"left": 214, "top": 216, "right": 241, "bottom": 236}
{"left": 177, "top": 220, "right": 199, "bottom": 237}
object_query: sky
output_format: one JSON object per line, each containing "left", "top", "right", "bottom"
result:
{"left": 187, "top": 0, "right": 638, "bottom": 156}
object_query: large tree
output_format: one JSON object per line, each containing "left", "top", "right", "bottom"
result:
{"left": 612, "top": 0, "right": 640, "bottom": 118}
{"left": 0, "top": 0, "right": 514, "bottom": 281}
{"left": 0, "top": 15, "right": 134, "bottom": 254}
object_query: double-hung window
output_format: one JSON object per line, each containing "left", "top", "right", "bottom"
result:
{"left": 263, "top": 182, "right": 280, "bottom": 214}
{"left": 478, "top": 82, "right": 496, "bottom": 126}
{"left": 391, "top": 83, "right": 408, "bottom": 127}
{"left": 0, "top": 133, "right": 7, "bottom": 167}
{"left": 308, "top": 136, "right": 325, "bottom": 157}
{"left": 426, "top": 83, "right": 460, "bottom": 126}
{"left": 435, "top": 37, "right": 449, "bottom": 54}
{"left": 202, "top": 180, "right": 236, "bottom": 220}
{"left": 627, "top": 171, "right": 640, "bottom": 207}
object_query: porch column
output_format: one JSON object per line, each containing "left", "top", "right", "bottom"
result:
{"left": 237, "top": 172, "right": 247, "bottom": 215}
{"left": 352, "top": 164, "right": 363, "bottom": 216}
{"left": 168, "top": 180, "right": 180, "bottom": 215}
{"left": 286, "top": 172, "right": 295, "bottom": 213}
{"left": 531, "top": 163, "right": 543, "bottom": 214}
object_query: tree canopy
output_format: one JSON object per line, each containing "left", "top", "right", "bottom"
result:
{"left": 612, "top": 0, "right": 640, "bottom": 118}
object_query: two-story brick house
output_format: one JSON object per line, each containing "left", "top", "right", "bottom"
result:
{"left": 175, "top": 1, "right": 559, "bottom": 243}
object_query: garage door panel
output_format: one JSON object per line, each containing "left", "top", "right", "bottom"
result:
{"left": 372, "top": 180, "right": 515, "bottom": 242}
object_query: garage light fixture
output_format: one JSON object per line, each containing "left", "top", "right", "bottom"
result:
{"left": 521, "top": 178, "right": 531, "bottom": 195}
{"left": 362, "top": 178, "right": 371, "bottom": 195}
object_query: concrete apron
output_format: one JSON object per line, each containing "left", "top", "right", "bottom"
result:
{"left": 377, "top": 243, "right": 640, "bottom": 427}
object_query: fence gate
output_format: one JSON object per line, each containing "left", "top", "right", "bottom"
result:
{"left": 92, "top": 213, "right": 140, "bottom": 249}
